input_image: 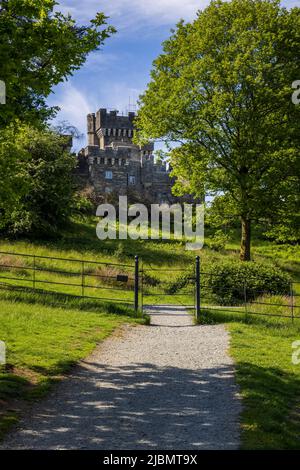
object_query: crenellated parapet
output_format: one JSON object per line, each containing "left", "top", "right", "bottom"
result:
{"left": 79, "top": 106, "right": 187, "bottom": 204}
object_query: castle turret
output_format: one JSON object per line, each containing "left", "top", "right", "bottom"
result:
{"left": 87, "top": 113, "right": 99, "bottom": 146}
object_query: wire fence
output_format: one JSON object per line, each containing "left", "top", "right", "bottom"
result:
{"left": 198, "top": 268, "right": 300, "bottom": 321}
{"left": 0, "top": 251, "right": 299, "bottom": 322}
{"left": 141, "top": 265, "right": 196, "bottom": 314}
{"left": 0, "top": 250, "right": 137, "bottom": 307}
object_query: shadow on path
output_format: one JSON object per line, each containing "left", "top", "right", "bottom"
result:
{"left": 2, "top": 362, "right": 240, "bottom": 450}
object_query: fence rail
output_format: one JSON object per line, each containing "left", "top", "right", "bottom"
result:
{"left": 0, "top": 251, "right": 299, "bottom": 322}
{"left": 196, "top": 256, "right": 299, "bottom": 322}
{"left": 0, "top": 250, "right": 139, "bottom": 310}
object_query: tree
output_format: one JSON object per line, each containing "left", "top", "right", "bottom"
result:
{"left": 135, "top": 0, "right": 300, "bottom": 260}
{"left": 0, "top": 0, "right": 115, "bottom": 126}
{"left": 1, "top": 125, "right": 76, "bottom": 236}
{"left": 0, "top": 124, "right": 29, "bottom": 227}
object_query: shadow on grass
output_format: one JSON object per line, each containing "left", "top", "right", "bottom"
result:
{"left": 0, "top": 285, "right": 140, "bottom": 318}
{"left": 235, "top": 362, "right": 300, "bottom": 449}
{"left": 2, "top": 219, "right": 194, "bottom": 266}
{"left": 199, "top": 307, "right": 300, "bottom": 330}
{"left": 200, "top": 308, "right": 300, "bottom": 449}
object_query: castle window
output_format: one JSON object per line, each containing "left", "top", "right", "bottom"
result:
{"left": 105, "top": 170, "right": 113, "bottom": 180}
{"left": 100, "top": 157, "right": 104, "bottom": 164}
{"left": 129, "top": 176, "right": 136, "bottom": 185}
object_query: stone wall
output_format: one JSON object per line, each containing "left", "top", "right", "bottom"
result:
{"left": 78, "top": 108, "right": 191, "bottom": 205}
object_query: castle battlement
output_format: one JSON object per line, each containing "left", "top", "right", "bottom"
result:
{"left": 78, "top": 107, "right": 183, "bottom": 204}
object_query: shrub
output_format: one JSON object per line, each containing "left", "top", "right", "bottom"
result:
{"left": 164, "top": 268, "right": 194, "bottom": 294}
{"left": 2, "top": 126, "right": 75, "bottom": 237}
{"left": 207, "top": 230, "right": 229, "bottom": 252}
{"left": 143, "top": 273, "right": 160, "bottom": 287}
{"left": 206, "top": 260, "right": 291, "bottom": 305}
{"left": 72, "top": 191, "right": 94, "bottom": 217}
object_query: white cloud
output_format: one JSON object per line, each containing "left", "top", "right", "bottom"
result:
{"left": 56, "top": 0, "right": 209, "bottom": 32}
{"left": 84, "top": 51, "right": 119, "bottom": 72}
{"left": 57, "top": 0, "right": 298, "bottom": 30}
{"left": 48, "top": 83, "right": 93, "bottom": 149}
{"left": 49, "top": 81, "right": 143, "bottom": 150}
{"left": 54, "top": 83, "right": 92, "bottom": 128}
{"left": 93, "top": 82, "right": 142, "bottom": 115}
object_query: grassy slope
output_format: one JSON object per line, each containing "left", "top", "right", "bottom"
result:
{"left": 0, "top": 289, "right": 142, "bottom": 438}
{"left": 201, "top": 308, "right": 300, "bottom": 449}
{"left": 231, "top": 322, "right": 300, "bottom": 449}
{"left": 1, "top": 218, "right": 300, "bottom": 447}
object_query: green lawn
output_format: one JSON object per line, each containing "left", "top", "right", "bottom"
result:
{"left": 200, "top": 308, "right": 300, "bottom": 449}
{"left": 0, "top": 289, "right": 142, "bottom": 438}
{"left": 1, "top": 218, "right": 300, "bottom": 447}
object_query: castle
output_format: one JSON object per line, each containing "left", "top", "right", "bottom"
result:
{"left": 78, "top": 108, "right": 182, "bottom": 204}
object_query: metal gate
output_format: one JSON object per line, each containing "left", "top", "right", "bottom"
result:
{"left": 137, "top": 256, "right": 201, "bottom": 319}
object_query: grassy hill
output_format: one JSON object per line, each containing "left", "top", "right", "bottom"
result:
{"left": 0, "top": 217, "right": 300, "bottom": 447}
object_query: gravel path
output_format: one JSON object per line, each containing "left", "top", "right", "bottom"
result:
{"left": 1, "top": 305, "right": 241, "bottom": 450}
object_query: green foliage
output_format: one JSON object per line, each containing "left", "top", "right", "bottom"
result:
{"left": 1, "top": 125, "right": 76, "bottom": 236}
{"left": 206, "top": 195, "right": 240, "bottom": 229}
{"left": 135, "top": 0, "right": 300, "bottom": 261}
{"left": 0, "top": 290, "right": 141, "bottom": 437}
{"left": 71, "top": 191, "right": 95, "bottom": 218}
{"left": 0, "top": 0, "right": 115, "bottom": 126}
{"left": 207, "top": 260, "right": 291, "bottom": 305}
{"left": 206, "top": 230, "right": 229, "bottom": 252}
{"left": 0, "top": 124, "right": 29, "bottom": 227}
{"left": 264, "top": 214, "right": 300, "bottom": 244}
{"left": 200, "top": 308, "right": 300, "bottom": 449}
{"left": 165, "top": 268, "right": 194, "bottom": 294}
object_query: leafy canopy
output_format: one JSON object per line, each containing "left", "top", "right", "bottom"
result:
{"left": 0, "top": 124, "right": 76, "bottom": 236}
{"left": 135, "top": 0, "right": 300, "bottom": 259}
{"left": 0, "top": 0, "right": 115, "bottom": 126}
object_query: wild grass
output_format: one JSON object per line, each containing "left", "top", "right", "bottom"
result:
{"left": 1, "top": 218, "right": 300, "bottom": 447}
{"left": 0, "top": 288, "right": 142, "bottom": 438}
{"left": 200, "top": 299, "right": 300, "bottom": 449}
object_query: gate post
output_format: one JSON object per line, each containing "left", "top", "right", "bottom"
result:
{"left": 196, "top": 256, "right": 201, "bottom": 321}
{"left": 134, "top": 256, "right": 139, "bottom": 315}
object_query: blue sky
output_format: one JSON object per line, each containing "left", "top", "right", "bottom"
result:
{"left": 48, "top": 0, "right": 298, "bottom": 150}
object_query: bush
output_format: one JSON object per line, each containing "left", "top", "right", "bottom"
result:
{"left": 165, "top": 268, "right": 194, "bottom": 294}
{"left": 2, "top": 126, "right": 75, "bottom": 237}
{"left": 72, "top": 191, "right": 94, "bottom": 217}
{"left": 143, "top": 273, "right": 160, "bottom": 287}
{"left": 206, "top": 260, "right": 291, "bottom": 306}
{"left": 207, "top": 230, "right": 229, "bottom": 251}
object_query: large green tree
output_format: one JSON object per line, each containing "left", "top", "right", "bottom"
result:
{"left": 135, "top": 0, "right": 300, "bottom": 260}
{"left": 0, "top": 124, "right": 29, "bottom": 226}
{"left": 0, "top": 0, "right": 115, "bottom": 126}
{"left": 1, "top": 125, "right": 76, "bottom": 236}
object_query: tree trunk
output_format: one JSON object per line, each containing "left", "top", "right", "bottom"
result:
{"left": 240, "top": 217, "right": 251, "bottom": 261}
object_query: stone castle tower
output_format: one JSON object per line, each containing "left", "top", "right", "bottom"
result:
{"left": 78, "top": 108, "right": 178, "bottom": 203}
